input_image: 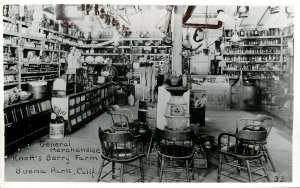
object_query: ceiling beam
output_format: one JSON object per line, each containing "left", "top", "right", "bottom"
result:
{"left": 183, "top": 21, "right": 223, "bottom": 29}
{"left": 182, "top": 5, "right": 223, "bottom": 29}
{"left": 182, "top": 6, "right": 196, "bottom": 24}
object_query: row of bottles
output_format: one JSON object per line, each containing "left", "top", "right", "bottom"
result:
{"left": 226, "top": 38, "right": 281, "bottom": 45}
{"left": 282, "top": 25, "right": 294, "bottom": 36}
{"left": 224, "top": 72, "right": 280, "bottom": 80}
{"left": 21, "top": 73, "right": 58, "bottom": 82}
{"left": 225, "top": 63, "right": 281, "bottom": 71}
{"left": 224, "top": 55, "right": 281, "bottom": 62}
{"left": 3, "top": 36, "right": 18, "bottom": 46}
{"left": 3, "top": 21, "right": 18, "bottom": 33}
{"left": 225, "top": 28, "right": 281, "bottom": 37}
{"left": 225, "top": 47, "right": 281, "bottom": 54}
{"left": 4, "top": 75, "right": 18, "bottom": 83}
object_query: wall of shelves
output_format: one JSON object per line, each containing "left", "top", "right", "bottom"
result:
{"left": 80, "top": 37, "right": 172, "bottom": 82}
{"left": 257, "top": 25, "right": 293, "bottom": 126}
{"left": 222, "top": 28, "right": 283, "bottom": 81}
{"left": 3, "top": 15, "right": 81, "bottom": 89}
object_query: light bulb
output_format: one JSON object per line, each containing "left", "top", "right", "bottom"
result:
{"left": 231, "top": 32, "right": 240, "bottom": 42}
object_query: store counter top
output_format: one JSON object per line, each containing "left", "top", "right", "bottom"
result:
{"left": 191, "top": 75, "right": 231, "bottom": 110}
{"left": 52, "top": 82, "right": 115, "bottom": 98}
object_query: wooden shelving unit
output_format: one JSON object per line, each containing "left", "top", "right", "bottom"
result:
{"left": 255, "top": 25, "right": 294, "bottom": 126}
{"left": 51, "top": 82, "right": 115, "bottom": 133}
{"left": 222, "top": 28, "right": 283, "bottom": 81}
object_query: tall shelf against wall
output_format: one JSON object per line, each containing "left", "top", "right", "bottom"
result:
{"left": 3, "top": 16, "right": 83, "bottom": 89}
{"left": 222, "top": 28, "right": 283, "bottom": 85}
{"left": 257, "top": 25, "right": 294, "bottom": 126}
{"left": 79, "top": 36, "right": 172, "bottom": 83}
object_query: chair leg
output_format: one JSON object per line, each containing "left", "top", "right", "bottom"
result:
{"left": 237, "top": 159, "right": 241, "bottom": 174}
{"left": 157, "top": 155, "right": 161, "bottom": 176}
{"left": 259, "top": 157, "right": 270, "bottom": 182}
{"left": 159, "top": 157, "right": 165, "bottom": 182}
{"left": 147, "top": 132, "right": 155, "bottom": 162}
{"left": 191, "top": 160, "right": 195, "bottom": 180}
{"left": 112, "top": 162, "right": 115, "bottom": 179}
{"left": 140, "top": 158, "right": 144, "bottom": 182}
{"left": 185, "top": 160, "right": 190, "bottom": 182}
{"left": 245, "top": 160, "right": 253, "bottom": 183}
{"left": 217, "top": 154, "right": 222, "bottom": 182}
{"left": 264, "top": 146, "right": 276, "bottom": 172}
{"left": 97, "top": 159, "right": 105, "bottom": 182}
{"left": 120, "top": 164, "right": 124, "bottom": 182}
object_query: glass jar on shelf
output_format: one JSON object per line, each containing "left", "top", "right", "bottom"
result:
{"left": 240, "top": 29, "right": 245, "bottom": 37}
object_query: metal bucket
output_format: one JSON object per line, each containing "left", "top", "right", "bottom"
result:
{"left": 49, "top": 122, "right": 64, "bottom": 139}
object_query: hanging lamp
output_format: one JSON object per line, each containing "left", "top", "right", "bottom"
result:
{"left": 183, "top": 28, "right": 192, "bottom": 49}
{"left": 231, "top": 15, "right": 240, "bottom": 47}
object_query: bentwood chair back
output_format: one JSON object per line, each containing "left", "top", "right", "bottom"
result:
{"left": 97, "top": 128, "right": 145, "bottom": 182}
{"left": 217, "top": 127, "right": 270, "bottom": 182}
{"left": 235, "top": 115, "right": 276, "bottom": 172}
{"left": 155, "top": 128, "right": 196, "bottom": 182}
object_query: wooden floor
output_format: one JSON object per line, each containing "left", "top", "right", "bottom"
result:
{"left": 4, "top": 106, "right": 293, "bottom": 182}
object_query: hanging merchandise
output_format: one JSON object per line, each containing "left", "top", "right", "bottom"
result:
{"left": 100, "top": 7, "right": 106, "bottom": 19}
{"left": 202, "top": 6, "right": 210, "bottom": 55}
{"left": 151, "top": 68, "right": 158, "bottom": 101}
{"left": 155, "top": 6, "right": 173, "bottom": 34}
{"left": 230, "top": 14, "right": 240, "bottom": 48}
{"left": 183, "top": 28, "right": 192, "bottom": 49}
{"left": 105, "top": 13, "right": 111, "bottom": 25}
{"left": 269, "top": 6, "right": 280, "bottom": 14}
{"left": 193, "top": 28, "right": 204, "bottom": 43}
{"left": 219, "top": 28, "right": 226, "bottom": 52}
{"left": 145, "top": 63, "right": 153, "bottom": 100}
{"left": 94, "top": 4, "right": 99, "bottom": 15}
{"left": 139, "top": 62, "right": 146, "bottom": 100}
{"left": 237, "top": 6, "right": 249, "bottom": 18}
{"left": 285, "top": 6, "right": 294, "bottom": 18}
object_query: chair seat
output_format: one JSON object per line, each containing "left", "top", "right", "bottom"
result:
{"left": 158, "top": 145, "right": 194, "bottom": 158}
{"left": 219, "top": 144, "right": 262, "bottom": 159}
{"left": 112, "top": 148, "right": 134, "bottom": 158}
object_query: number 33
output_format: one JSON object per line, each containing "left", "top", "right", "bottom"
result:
{"left": 274, "top": 176, "right": 285, "bottom": 182}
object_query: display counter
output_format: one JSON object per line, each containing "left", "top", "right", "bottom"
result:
{"left": 51, "top": 82, "right": 116, "bottom": 133}
{"left": 4, "top": 98, "right": 52, "bottom": 154}
{"left": 191, "top": 75, "right": 231, "bottom": 110}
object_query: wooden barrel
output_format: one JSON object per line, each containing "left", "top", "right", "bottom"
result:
{"left": 147, "top": 103, "right": 157, "bottom": 130}
{"left": 138, "top": 109, "right": 147, "bottom": 123}
{"left": 138, "top": 100, "right": 147, "bottom": 123}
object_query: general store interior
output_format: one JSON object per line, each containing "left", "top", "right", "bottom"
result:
{"left": 2, "top": 4, "right": 295, "bottom": 183}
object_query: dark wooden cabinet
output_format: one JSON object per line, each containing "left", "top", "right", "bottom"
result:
{"left": 4, "top": 99, "right": 52, "bottom": 155}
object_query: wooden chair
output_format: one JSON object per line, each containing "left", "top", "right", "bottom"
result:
{"left": 97, "top": 128, "right": 145, "bottom": 182}
{"left": 217, "top": 127, "right": 270, "bottom": 182}
{"left": 155, "top": 128, "right": 196, "bottom": 182}
{"left": 107, "top": 105, "right": 134, "bottom": 132}
{"left": 236, "top": 115, "right": 276, "bottom": 172}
